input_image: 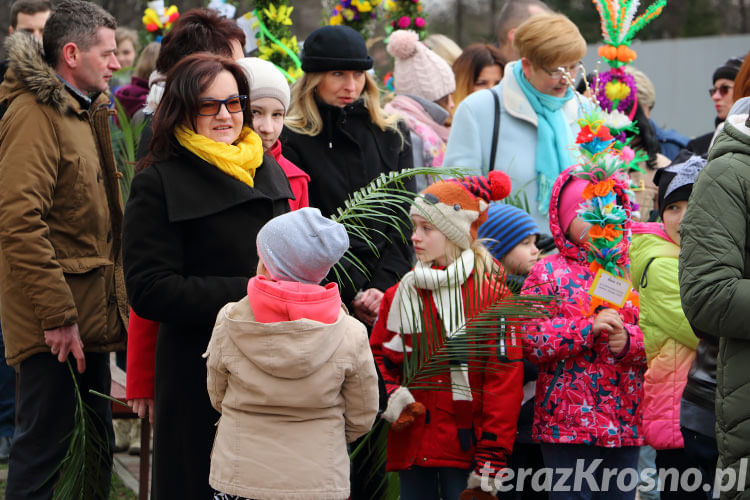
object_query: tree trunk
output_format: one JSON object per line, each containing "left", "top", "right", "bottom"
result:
{"left": 456, "top": 0, "right": 464, "bottom": 46}
{"left": 489, "top": 0, "right": 498, "bottom": 41}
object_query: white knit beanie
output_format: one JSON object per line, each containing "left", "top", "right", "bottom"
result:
{"left": 387, "top": 30, "right": 456, "bottom": 103}
{"left": 236, "top": 57, "right": 291, "bottom": 111}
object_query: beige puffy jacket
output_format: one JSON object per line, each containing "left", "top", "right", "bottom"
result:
{"left": 205, "top": 296, "right": 379, "bottom": 500}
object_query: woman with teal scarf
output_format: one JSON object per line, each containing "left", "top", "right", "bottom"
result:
{"left": 444, "top": 13, "right": 587, "bottom": 235}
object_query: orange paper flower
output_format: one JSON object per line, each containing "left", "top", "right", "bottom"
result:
{"left": 582, "top": 179, "right": 615, "bottom": 200}
{"left": 594, "top": 179, "right": 616, "bottom": 197}
{"left": 588, "top": 224, "right": 619, "bottom": 241}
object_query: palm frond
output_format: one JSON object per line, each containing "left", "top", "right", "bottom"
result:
{"left": 330, "top": 166, "right": 466, "bottom": 283}
{"left": 502, "top": 179, "right": 533, "bottom": 213}
{"left": 348, "top": 419, "right": 398, "bottom": 500}
{"left": 44, "top": 361, "right": 111, "bottom": 500}
{"left": 112, "top": 99, "right": 147, "bottom": 203}
{"left": 398, "top": 263, "right": 554, "bottom": 396}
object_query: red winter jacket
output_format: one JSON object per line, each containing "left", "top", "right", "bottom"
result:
{"left": 269, "top": 140, "right": 309, "bottom": 211}
{"left": 370, "top": 272, "right": 523, "bottom": 473}
{"left": 126, "top": 308, "right": 158, "bottom": 400}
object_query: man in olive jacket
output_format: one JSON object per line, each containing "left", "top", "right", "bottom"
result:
{"left": 679, "top": 99, "right": 750, "bottom": 500}
{"left": 0, "top": 1, "right": 128, "bottom": 497}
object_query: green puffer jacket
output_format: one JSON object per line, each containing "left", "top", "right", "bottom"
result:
{"left": 679, "top": 115, "right": 750, "bottom": 499}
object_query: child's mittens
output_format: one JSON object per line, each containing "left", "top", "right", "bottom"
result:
{"left": 382, "top": 386, "right": 425, "bottom": 432}
{"left": 458, "top": 471, "right": 499, "bottom": 500}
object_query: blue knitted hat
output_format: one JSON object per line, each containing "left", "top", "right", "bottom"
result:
{"left": 477, "top": 203, "right": 540, "bottom": 260}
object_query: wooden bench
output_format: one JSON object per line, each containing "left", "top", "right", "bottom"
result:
{"left": 110, "top": 364, "right": 151, "bottom": 500}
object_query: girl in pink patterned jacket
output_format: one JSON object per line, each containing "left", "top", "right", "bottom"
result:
{"left": 521, "top": 167, "right": 646, "bottom": 499}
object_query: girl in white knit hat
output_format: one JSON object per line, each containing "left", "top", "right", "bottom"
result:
{"left": 236, "top": 57, "right": 310, "bottom": 210}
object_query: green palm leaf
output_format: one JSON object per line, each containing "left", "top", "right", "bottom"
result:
{"left": 399, "top": 264, "right": 553, "bottom": 394}
{"left": 45, "top": 361, "right": 111, "bottom": 500}
{"left": 330, "top": 166, "right": 466, "bottom": 291}
{"left": 112, "top": 98, "right": 147, "bottom": 203}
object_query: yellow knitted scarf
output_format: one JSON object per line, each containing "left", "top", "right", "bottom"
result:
{"left": 175, "top": 125, "right": 264, "bottom": 187}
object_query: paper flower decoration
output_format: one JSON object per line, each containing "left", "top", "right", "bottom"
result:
{"left": 385, "top": 0, "right": 427, "bottom": 39}
{"left": 142, "top": 0, "right": 179, "bottom": 40}
{"left": 328, "top": 0, "right": 383, "bottom": 39}
{"left": 253, "top": 0, "right": 302, "bottom": 82}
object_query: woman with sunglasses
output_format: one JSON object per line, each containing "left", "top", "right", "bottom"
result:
{"left": 687, "top": 56, "right": 744, "bottom": 156}
{"left": 122, "top": 53, "right": 292, "bottom": 499}
{"left": 444, "top": 13, "right": 587, "bottom": 236}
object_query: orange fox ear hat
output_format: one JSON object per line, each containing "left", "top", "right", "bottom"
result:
{"left": 410, "top": 171, "right": 512, "bottom": 250}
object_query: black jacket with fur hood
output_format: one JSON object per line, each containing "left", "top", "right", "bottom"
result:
{"left": 0, "top": 33, "right": 128, "bottom": 365}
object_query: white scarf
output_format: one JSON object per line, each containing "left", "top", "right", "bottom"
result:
{"left": 386, "top": 249, "right": 476, "bottom": 402}
{"left": 144, "top": 71, "right": 165, "bottom": 114}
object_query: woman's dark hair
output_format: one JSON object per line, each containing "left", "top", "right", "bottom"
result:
{"left": 155, "top": 8, "right": 245, "bottom": 74}
{"left": 139, "top": 53, "right": 251, "bottom": 169}
{"left": 577, "top": 74, "right": 659, "bottom": 168}
{"left": 629, "top": 103, "right": 660, "bottom": 168}
{"left": 452, "top": 44, "right": 505, "bottom": 109}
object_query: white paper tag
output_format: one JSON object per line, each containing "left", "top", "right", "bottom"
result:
{"left": 237, "top": 12, "right": 259, "bottom": 54}
{"left": 589, "top": 269, "right": 632, "bottom": 308}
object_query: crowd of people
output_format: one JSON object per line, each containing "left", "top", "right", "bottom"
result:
{"left": 0, "top": 0, "right": 748, "bottom": 499}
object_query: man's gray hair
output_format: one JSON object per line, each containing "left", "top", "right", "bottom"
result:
{"left": 496, "top": 0, "right": 550, "bottom": 48}
{"left": 43, "top": 0, "right": 117, "bottom": 67}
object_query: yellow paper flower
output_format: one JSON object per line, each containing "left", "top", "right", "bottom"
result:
{"left": 342, "top": 8, "right": 355, "bottom": 21}
{"left": 258, "top": 45, "right": 275, "bottom": 59}
{"left": 357, "top": 0, "right": 373, "bottom": 12}
{"left": 605, "top": 80, "right": 631, "bottom": 102}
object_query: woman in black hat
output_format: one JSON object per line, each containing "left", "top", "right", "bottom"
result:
{"left": 281, "top": 26, "right": 414, "bottom": 499}
{"left": 282, "top": 25, "right": 415, "bottom": 329}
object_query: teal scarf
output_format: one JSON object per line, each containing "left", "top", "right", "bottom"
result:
{"left": 513, "top": 62, "right": 575, "bottom": 215}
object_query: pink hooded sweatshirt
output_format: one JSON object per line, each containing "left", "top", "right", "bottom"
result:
{"left": 521, "top": 167, "right": 646, "bottom": 447}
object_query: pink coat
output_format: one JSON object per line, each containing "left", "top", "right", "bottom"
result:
{"left": 521, "top": 167, "right": 646, "bottom": 447}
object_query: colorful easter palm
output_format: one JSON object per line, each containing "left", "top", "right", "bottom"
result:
{"left": 569, "top": 99, "right": 640, "bottom": 314}
{"left": 384, "top": 0, "right": 428, "bottom": 39}
{"left": 328, "top": 0, "right": 384, "bottom": 39}
{"left": 590, "top": 0, "right": 666, "bottom": 121}
{"left": 141, "top": 0, "right": 179, "bottom": 42}
{"left": 253, "top": 0, "right": 303, "bottom": 82}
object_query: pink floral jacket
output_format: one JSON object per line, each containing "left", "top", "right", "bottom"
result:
{"left": 521, "top": 167, "right": 646, "bottom": 447}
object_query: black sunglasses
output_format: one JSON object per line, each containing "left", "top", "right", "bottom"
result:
{"left": 197, "top": 95, "right": 248, "bottom": 116}
{"left": 708, "top": 84, "right": 733, "bottom": 97}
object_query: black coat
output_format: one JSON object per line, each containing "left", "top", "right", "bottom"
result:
{"left": 281, "top": 99, "right": 415, "bottom": 306}
{"left": 122, "top": 147, "right": 291, "bottom": 499}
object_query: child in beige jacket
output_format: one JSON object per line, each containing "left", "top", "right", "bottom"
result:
{"left": 205, "top": 207, "right": 380, "bottom": 500}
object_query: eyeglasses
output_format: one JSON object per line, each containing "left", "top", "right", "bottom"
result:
{"left": 708, "top": 84, "right": 734, "bottom": 97}
{"left": 542, "top": 61, "right": 582, "bottom": 80}
{"left": 197, "top": 95, "right": 248, "bottom": 116}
